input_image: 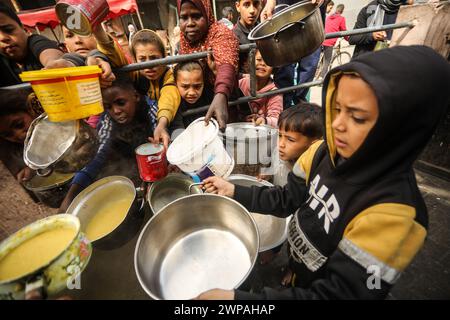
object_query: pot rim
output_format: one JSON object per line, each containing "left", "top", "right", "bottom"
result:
{"left": 23, "top": 172, "right": 74, "bottom": 192}
{"left": 146, "top": 173, "right": 201, "bottom": 215}
{"left": 248, "top": 2, "right": 320, "bottom": 41}
{"left": 134, "top": 193, "right": 260, "bottom": 300}
{"left": 0, "top": 214, "right": 81, "bottom": 285}
{"left": 67, "top": 175, "right": 137, "bottom": 244}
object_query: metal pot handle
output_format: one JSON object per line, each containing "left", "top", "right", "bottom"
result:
{"left": 274, "top": 20, "right": 306, "bottom": 43}
{"left": 189, "top": 182, "right": 204, "bottom": 194}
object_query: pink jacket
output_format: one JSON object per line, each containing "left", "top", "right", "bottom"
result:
{"left": 239, "top": 76, "right": 283, "bottom": 128}
{"left": 323, "top": 13, "right": 349, "bottom": 47}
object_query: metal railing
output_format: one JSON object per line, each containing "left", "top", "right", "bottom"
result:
{"left": 0, "top": 21, "right": 415, "bottom": 117}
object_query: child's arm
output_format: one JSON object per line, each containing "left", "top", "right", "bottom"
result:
{"left": 59, "top": 116, "right": 112, "bottom": 212}
{"left": 264, "top": 93, "right": 283, "bottom": 127}
{"left": 92, "top": 24, "right": 129, "bottom": 68}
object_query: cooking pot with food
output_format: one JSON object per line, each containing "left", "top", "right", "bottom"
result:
{"left": 67, "top": 176, "right": 145, "bottom": 250}
{"left": 0, "top": 214, "right": 91, "bottom": 300}
{"left": 23, "top": 172, "right": 74, "bottom": 208}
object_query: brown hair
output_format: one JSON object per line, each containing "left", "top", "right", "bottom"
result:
{"left": 131, "top": 29, "right": 166, "bottom": 59}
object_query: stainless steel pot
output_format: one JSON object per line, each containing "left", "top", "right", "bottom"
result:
{"left": 219, "top": 123, "right": 277, "bottom": 176}
{"left": 67, "top": 176, "right": 145, "bottom": 250}
{"left": 228, "top": 174, "right": 290, "bottom": 252}
{"left": 248, "top": 2, "right": 325, "bottom": 67}
{"left": 135, "top": 194, "right": 259, "bottom": 300}
{"left": 146, "top": 173, "right": 203, "bottom": 215}
{"left": 24, "top": 113, "right": 98, "bottom": 176}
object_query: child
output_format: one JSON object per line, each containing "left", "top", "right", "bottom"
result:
{"left": 0, "top": 89, "right": 35, "bottom": 182}
{"left": 238, "top": 50, "right": 283, "bottom": 127}
{"left": 274, "top": 103, "right": 323, "bottom": 189}
{"left": 59, "top": 76, "right": 159, "bottom": 211}
{"left": 198, "top": 46, "right": 450, "bottom": 299}
{"left": 174, "top": 61, "right": 214, "bottom": 127}
{"left": 177, "top": 0, "right": 239, "bottom": 130}
{"left": 233, "top": 0, "right": 262, "bottom": 74}
{"left": 259, "top": 103, "right": 323, "bottom": 266}
{"left": 0, "top": 3, "right": 65, "bottom": 87}
{"left": 132, "top": 29, "right": 181, "bottom": 149}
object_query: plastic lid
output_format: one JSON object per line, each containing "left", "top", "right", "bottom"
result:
{"left": 20, "top": 66, "right": 102, "bottom": 82}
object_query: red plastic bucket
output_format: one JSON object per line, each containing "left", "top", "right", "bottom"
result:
{"left": 55, "top": 0, "right": 110, "bottom": 36}
{"left": 135, "top": 143, "right": 168, "bottom": 182}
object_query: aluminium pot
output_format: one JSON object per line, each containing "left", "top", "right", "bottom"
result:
{"left": 23, "top": 113, "right": 99, "bottom": 177}
{"left": 135, "top": 194, "right": 259, "bottom": 300}
{"left": 248, "top": 1, "right": 325, "bottom": 67}
{"left": 146, "top": 173, "right": 203, "bottom": 215}
{"left": 67, "top": 176, "right": 145, "bottom": 250}
{"left": 23, "top": 172, "right": 74, "bottom": 208}
{"left": 219, "top": 122, "right": 277, "bottom": 176}
{"left": 228, "top": 174, "right": 290, "bottom": 252}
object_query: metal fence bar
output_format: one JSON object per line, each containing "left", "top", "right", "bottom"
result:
{"left": 325, "top": 21, "right": 415, "bottom": 39}
{"left": 181, "top": 79, "right": 323, "bottom": 117}
{"left": 248, "top": 48, "right": 257, "bottom": 97}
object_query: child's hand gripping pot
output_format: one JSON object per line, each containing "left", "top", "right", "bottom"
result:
{"left": 202, "top": 176, "right": 235, "bottom": 197}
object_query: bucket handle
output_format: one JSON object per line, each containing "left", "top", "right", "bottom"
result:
{"left": 274, "top": 20, "right": 306, "bottom": 43}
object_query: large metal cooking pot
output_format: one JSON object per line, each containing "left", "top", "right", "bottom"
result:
{"left": 228, "top": 174, "right": 290, "bottom": 252}
{"left": 0, "top": 214, "right": 91, "bottom": 300}
{"left": 219, "top": 123, "right": 277, "bottom": 176}
{"left": 24, "top": 113, "right": 98, "bottom": 176}
{"left": 146, "top": 173, "right": 203, "bottom": 215}
{"left": 248, "top": 2, "right": 324, "bottom": 67}
{"left": 135, "top": 194, "right": 259, "bottom": 300}
{"left": 23, "top": 172, "right": 74, "bottom": 208}
{"left": 67, "top": 176, "right": 145, "bottom": 250}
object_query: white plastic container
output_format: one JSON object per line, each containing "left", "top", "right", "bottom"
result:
{"left": 167, "top": 118, "right": 234, "bottom": 182}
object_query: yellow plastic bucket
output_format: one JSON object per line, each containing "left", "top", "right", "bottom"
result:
{"left": 20, "top": 66, "right": 103, "bottom": 122}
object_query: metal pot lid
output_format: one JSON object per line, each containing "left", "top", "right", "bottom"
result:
{"left": 248, "top": 2, "right": 319, "bottom": 41}
{"left": 219, "top": 122, "right": 277, "bottom": 141}
{"left": 23, "top": 171, "right": 74, "bottom": 191}
{"left": 24, "top": 114, "right": 77, "bottom": 169}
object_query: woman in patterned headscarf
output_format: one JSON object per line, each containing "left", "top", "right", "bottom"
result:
{"left": 177, "top": 0, "right": 239, "bottom": 129}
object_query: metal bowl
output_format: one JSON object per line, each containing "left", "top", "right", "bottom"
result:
{"left": 228, "top": 174, "right": 290, "bottom": 252}
{"left": 67, "top": 176, "right": 144, "bottom": 250}
{"left": 146, "top": 173, "right": 202, "bottom": 215}
{"left": 134, "top": 194, "right": 259, "bottom": 300}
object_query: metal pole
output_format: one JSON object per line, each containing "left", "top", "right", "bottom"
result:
{"left": 325, "top": 21, "right": 415, "bottom": 39}
{"left": 212, "top": 0, "right": 218, "bottom": 20}
{"left": 248, "top": 48, "right": 257, "bottom": 97}
{"left": 135, "top": 10, "right": 144, "bottom": 30}
{"left": 182, "top": 80, "right": 323, "bottom": 117}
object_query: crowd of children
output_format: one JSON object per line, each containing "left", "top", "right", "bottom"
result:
{"left": 1, "top": 1, "right": 449, "bottom": 301}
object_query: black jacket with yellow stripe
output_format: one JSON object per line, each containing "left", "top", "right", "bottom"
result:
{"left": 234, "top": 46, "right": 450, "bottom": 300}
